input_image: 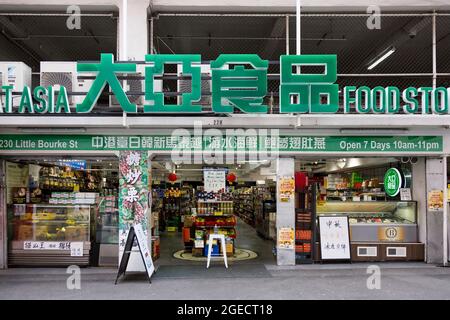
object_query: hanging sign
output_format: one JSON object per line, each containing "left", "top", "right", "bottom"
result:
{"left": 3, "top": 53, "right": 450, "bottom": 115}
{"left": 384, "top": 168, "right": 402, "bottom": 197}
{"left": 318, "top": 216, "right": 351, "bottom": 261}
{"left": 204, "top": 169, "right": 226, "bottom": 192}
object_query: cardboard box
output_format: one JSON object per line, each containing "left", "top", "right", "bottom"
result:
{"left": 183, "top": 215, "right": 194, "bottom": 227}
{"left": 192, "top": 248, "right": 204, "bottom": 257}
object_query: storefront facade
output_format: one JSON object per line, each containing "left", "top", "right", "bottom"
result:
{"left": 0, "top": 0, "right": 450, "bottom": 269}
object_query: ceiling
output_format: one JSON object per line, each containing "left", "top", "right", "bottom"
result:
{"left": 0, "top": 10, "right": 449, "bottom": 113}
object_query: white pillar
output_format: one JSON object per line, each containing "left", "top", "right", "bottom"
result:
{"left": 276, "top": 158, "right": 296, "bottom": 266}
{"left": 0, "top": 160, "right": 6, "bottom": 269}
{"left": 412, "top": 158, "right": 427, "bottom": 246}
{"left": 425, "top": 158, "right": 446, "bottom": 264}
{"left": 118, "top": 0, "right": 150, "bottom": 61}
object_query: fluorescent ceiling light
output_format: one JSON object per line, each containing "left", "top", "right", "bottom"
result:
{"left": 339, "top": 128, "right": 408, "bottom": 134}
{"left": 367, "top": 47, "right": 396, "bottom": 70}
{"left": 20, "top": 127, "right": 86, "bottom": 133}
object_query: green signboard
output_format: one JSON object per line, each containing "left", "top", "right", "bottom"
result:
{"left": 0, "top": 134, "right": 442, "bottom": 153}
{"left": 1, "top": 53, "right": 450, "bottom": 115}
{"left": 384, "top": 168, "right": 403, "bottom": 197}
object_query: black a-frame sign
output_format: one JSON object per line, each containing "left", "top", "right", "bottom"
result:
{"left": 115, "top": 225, "right": 154, "bottom": 285}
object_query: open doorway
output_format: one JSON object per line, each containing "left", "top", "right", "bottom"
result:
{"left": 149, "top": 156, "right": 277, "bottom": 267}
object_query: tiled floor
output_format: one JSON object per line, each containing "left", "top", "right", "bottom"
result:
{"left": 157, "top": 217, "right": 276, "bottom": 266}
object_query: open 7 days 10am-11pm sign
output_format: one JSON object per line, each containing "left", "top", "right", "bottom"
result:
{"left": 2, "top": 53, "right": 450, "bottom": 115}
{"left": 0, "top": 135, "right": 443, "bottom": 153}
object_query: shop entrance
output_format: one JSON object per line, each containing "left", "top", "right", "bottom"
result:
{"left": 0, "top": 153, "right": 426, "bottom": 269}
{"left": 149, "top": 156, "right": 277, "bottom": 267}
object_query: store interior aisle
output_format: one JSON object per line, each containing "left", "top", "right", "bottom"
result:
{"left": 156, "top": 217, "right": 275, "bottom": 266}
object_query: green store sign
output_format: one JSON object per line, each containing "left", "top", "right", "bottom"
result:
{"left": 1, "top": 53, "right": 450, "bottom": 115}
{"left": 0, "top": 135, "right": 442, "bottom": 153}
{"left": 384, "top": 168, "right": 403, "bottom": 197}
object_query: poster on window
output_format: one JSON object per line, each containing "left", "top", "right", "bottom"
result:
{"left": 428, "top": 189, "right": 444, "bottom": 212}
{"left": 318, "top": 216, "right": 351, "bottom": 261}
{"left": 277, "top": 227, "right": 295, "bottom": 249}
{"left": 278, "top": 176, "right": 295, "bottom": 203}
{"left": 204, "top": 170, "right": 226, "bottom": 193}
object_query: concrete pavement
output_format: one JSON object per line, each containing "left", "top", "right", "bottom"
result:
{"left": 1, "top": 262, "right": 450, "bottom": 300}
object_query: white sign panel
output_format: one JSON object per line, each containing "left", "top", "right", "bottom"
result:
{"left": 318, "top": 216, "right": 351, "bottom": 261}
{"left": 204, "top": 170, "right": 226, "bottom": 193}
{"left": 400, "top": 188, "right": 412, "bottom": 201}
{"left": 133, "top": 224, "right": 155, "bottom": 279}
{"left": 70, "top": 242, "right": 84, "bottom": 257}
{"left": 23, "top": 241, "right": 72, "bottom": 250}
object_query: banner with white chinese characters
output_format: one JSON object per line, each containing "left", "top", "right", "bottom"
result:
{"left": 0, "top": 135, "right": 443, "bottom": 153}
{"left": 119, "top": 151, "right": 150, "bottom": 271}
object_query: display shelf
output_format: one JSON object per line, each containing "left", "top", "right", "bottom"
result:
{"left": 295, "top": 185, "right": 317, "bottom": 264}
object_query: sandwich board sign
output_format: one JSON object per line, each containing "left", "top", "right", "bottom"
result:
{"left": 318, "top": 216, "right": 351, "bottom": 261}
{"left": 115, "top": 224, "right": 154, "bottom": 284}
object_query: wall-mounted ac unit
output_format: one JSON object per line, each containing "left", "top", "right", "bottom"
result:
{"left": 0, "top": 62, "right": 32, "bottom": 107}
{"left": 110, "top": 64, "right": 158, "bottom": 108}
{"left": 40, "top": 61, "right": 95, "bottom": 107}
{"left": 177, "top": 64, "right": 213, "bottom": 111}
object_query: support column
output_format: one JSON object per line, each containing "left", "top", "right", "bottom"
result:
{"left": 425, "top": 158, "right": 446, "bottom": 264}
{"left": 118, "top": 0, "right": 150, "bottom": 60}
{"left": 118, "top": 150, "right": 150, "bottom": 272}
{"left": 276, "top": 158, "right": 296, "bottom": 266}
{"left": 412, "top": 158, "right": 427, "bottom": 246}
{"left": 0, "top": 160, "right": 6, "bottom": 269}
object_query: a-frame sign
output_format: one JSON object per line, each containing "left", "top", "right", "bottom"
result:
{"left": 115, "top": 224, "right": 155, "bottom": 284}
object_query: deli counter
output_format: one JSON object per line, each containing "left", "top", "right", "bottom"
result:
{"left": 316, "top": 201, "right": 424, "bottom": 261}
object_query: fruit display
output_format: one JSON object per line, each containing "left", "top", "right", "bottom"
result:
{"left": 11, "top": 204, "right": 91, "bottom": 242}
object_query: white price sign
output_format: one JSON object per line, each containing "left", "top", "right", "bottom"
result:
{"left": 204, "top": 170, "right": 226, "bottom": 193}
{"left": 318, "top": 216, "right": 351, "bottom": 261}
{"left": 70, "top": 242, "right": 84, "bottom": 257}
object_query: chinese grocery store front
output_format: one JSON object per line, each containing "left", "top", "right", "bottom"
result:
{"left": 0, "top": 131, "right": 446, "bottom": 269}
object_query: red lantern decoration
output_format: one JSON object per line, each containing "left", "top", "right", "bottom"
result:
{"left": 227, "top": 172, "right": 236, "bottom": 184}
{"left": 168, "top": 172, "right": 177, "bottom": 182}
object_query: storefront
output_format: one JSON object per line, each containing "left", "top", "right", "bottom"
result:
{"left": 0, "top": 131, "right": 447, "bottom": 269}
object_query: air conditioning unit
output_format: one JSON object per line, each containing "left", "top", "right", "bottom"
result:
{"left": 386, "top": 246, "right": 407, "bottom": 257}
{"left": 357, "top": 246, "right": 378, "bottom": 257}
{"left": 0, "top": 62, "right": 32, "bottom": 107}
{"left": 40, "top": 61, "right": 95, "bottom": 107}
{"left": 177, "top": 64, "right": 213, "bottom": 110}
{"left": 110, "top": 64, "right": 156, "bottom": 108}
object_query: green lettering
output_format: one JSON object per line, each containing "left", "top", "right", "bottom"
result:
{"left": 386, "top": 86, "right": 400, "bottom": 113}
{"left": 33, "top": 86, "right": 48, "bottom": 113}
{"left": 371, "top": 86, "right": 386, "bottom": 113}
{"left": 402, "top": 87, "right": 418, "bottom": 113}
{"left": 433, "top": 87, "right": 448, "bottom": 114}
{"left": 356, "top": 86, "right": 371, "bottom": 113}
{"left": 18, "top": 86, "right": 34, "bottom": 113}
{"left": 418, "top": 87, "right": 433, "bottom": 114}
{"left": 55, "top": 86, "right": 71, "bottom": 113}
{"left": 1, "top": 85, "right": 13, "bottom": 113}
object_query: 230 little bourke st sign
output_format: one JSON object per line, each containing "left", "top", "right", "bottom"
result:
{"left": 1, "top": 53, "right": 450, "bottom": 115}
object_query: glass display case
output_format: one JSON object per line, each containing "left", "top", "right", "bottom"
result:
{"left": 95, "top": 195, "right": 119, "bottom": 244}
{"left": 316, "top": 201, "right": 418, "bottom": 242}
{"left": 95, "top": 195, "right": 119, "bottom": 266}
{"left": 8, "top": 204, "right": 92, "bottom": 266}
{"left": 11, "top": 204, "right": 90, "bottom": 242}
